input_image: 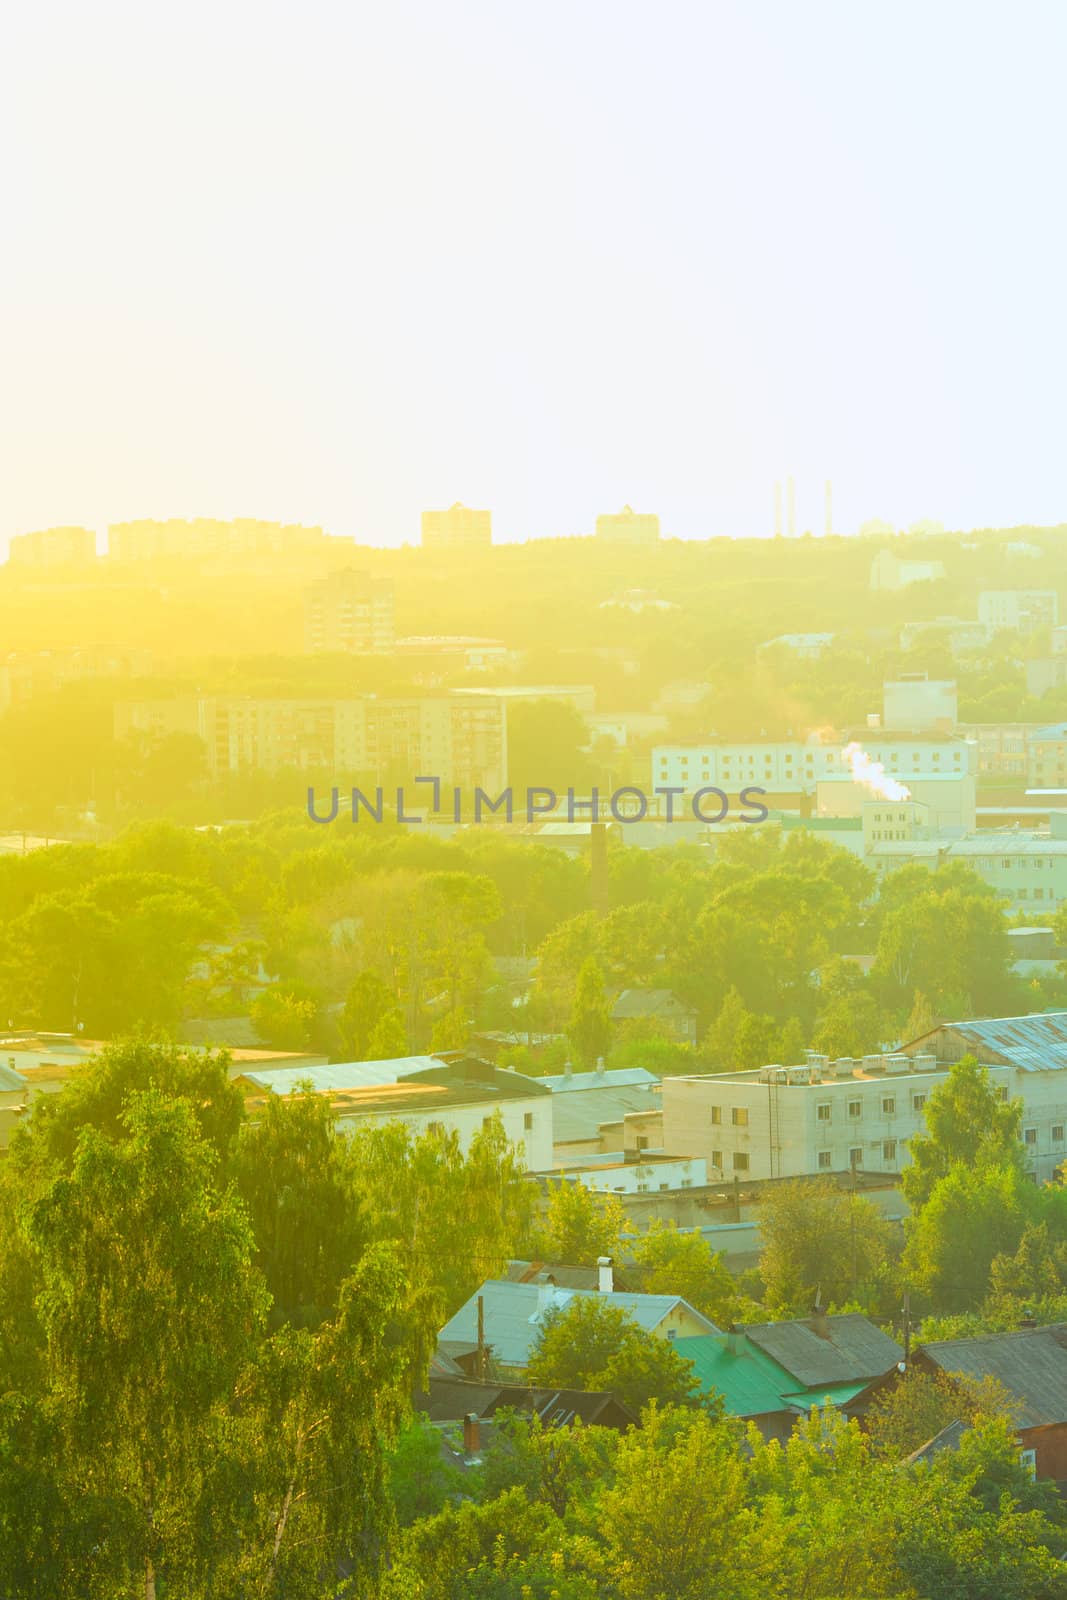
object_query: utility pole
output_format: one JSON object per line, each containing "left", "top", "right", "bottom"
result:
{"left": 901, "top": 1286, "right": 911, "bottom": 1367}
{"left": 477, "top": 1293, "right": 487, "bottom": 1380}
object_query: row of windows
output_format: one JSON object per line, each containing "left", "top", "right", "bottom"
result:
{"left": 817, "top": 1094, "right": 926, "bottom": 1121}
{"left": 709, "top": 1142, "right": 900, "bottom": 1174}
{"left": 1023, "top": 1124, "right": 1065, "bottom": 1146}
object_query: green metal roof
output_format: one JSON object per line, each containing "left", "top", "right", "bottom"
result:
{"left": 675, "top": 1336, "right": 873, "bottom": 1418}
{"left": 674, "top": 1335, "right": 800, "bottom": 1417}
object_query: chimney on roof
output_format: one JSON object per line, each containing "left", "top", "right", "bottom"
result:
{"left": 462, "top": 1412, "right": 481, "bottom": 1455}
{"left": 563, "top": 1059, "right": 573, "bottom": 1079}
{"left": 1019, "top": 1307, "right": 1038, "bottom": 1331}
{"left": 810, "top": 1296, "right": 831, "bottom": 1340}
{"left": 726, "top": 1324, "right": 743, "bottom": 1357}
{"left": 595, "top": 1056, "right": 605, "bottom": 1079}
{"left": 597, "top": 1256, "right": 614, "bottom": 1294}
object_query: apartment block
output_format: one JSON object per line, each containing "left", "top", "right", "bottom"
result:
{"left": 302, "top": 568, "right": 395, "bottom": 653}
{"left": 1029, "top": 724, "right": 1067, "bottom": 789}
{"left": 869, "top": 551, "right": 946, "bottom": 591}
{"left": 108, "top": 518, "right": 327, "bottom": 561}
{"left": 595, "top": 505, "right": 661, "bottom": 546}
{"left": 114, "top": 693, "right": 507, "bottom": 792}
{"left": 420, "top": 503, "right": 492, "bottom": 550}
{"left": 865, "top": 829, "right": 1067, "bottom": 911}
{"left": 978, "top": 590, "right": 1059, "bottom": 635}
{"left": 8, "top": 526, "right": 97, "bottom": 566}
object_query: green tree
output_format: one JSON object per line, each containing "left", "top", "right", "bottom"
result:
{"left": 902, "top": 1056, "right": 1025, "bottom": 1210}
{"left": 567, "top": 957, "right": 612, "bottom": 1069}
{"left": 526, "top": 1297, "right": 703, "bottom": 1414}
{"left": 341, "top": 968, "right": 397, "bottom": 1059}
{"left": 904, "top": 1162, "right": 1034, "bottom": 1312}
{"left": 865, "top": 1367, "right": 1015, "bottom": 1460}
{"left": 758, "top": 1177, "right": 894, "bottom": 1313}
{"left": 366, "top": 1006, "right": 409, "bottom": 1060}
{"left": 533, "top": 1179, "right": 626, "bottom": 1267}
{"left": 631, "top": 1221, "right": 742, "bottom": 1325}
{"left": 25, "top": 1092, "right": 269, "bottom": 1599}
{"left": 591, "top": 1404, "right": 756, "bottom": 1600}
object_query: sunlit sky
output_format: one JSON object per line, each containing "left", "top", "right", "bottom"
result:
{"left": 2, "top": 1, "right": 1065, "bottom": 550}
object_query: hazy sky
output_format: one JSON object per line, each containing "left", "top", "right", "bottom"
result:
{"left": 3, "top": 1, "right": 1065, "bottom": 548}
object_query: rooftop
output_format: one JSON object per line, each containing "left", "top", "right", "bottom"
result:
{"left": 439, "top": 1279, "right": 718, "bottom": 1368}
{"left": 919, "top": 1323, "right": 1067, "bottom": 1427}
{"left": 910, "top": 1012, "right": 1067, "bottom": 1075}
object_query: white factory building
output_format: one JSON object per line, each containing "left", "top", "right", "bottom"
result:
{"left": 659, "top": 1013, "right": 1067, "bottom": 1185}
{"left": 651, "top": 734, "right": 975, "bottom": 799}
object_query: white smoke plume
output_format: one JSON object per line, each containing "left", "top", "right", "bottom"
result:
{"left": 841, "top": 741, "right": 912, "bottom": 802}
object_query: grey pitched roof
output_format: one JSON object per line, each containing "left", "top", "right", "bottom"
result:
{"left": 919, "top": 1323, "right": 1067, "bottom": 1427}
{"left": 422, "top": 1377, "right": 636, "bottom": 1429}
{"left": 742, "top": 1314, "right": 904, "bottom": 1390}
{"left": 611, "top": 989, "right": 695, "bottom": 1020}
{"left": 439, "top": 1279, "right": 719, "bottom": 1368}
{"left": 926, "top": 1012, "right": 1067, "bottom": 1074}
{"left": 906, "top": 1419, "right": 970, "bottom": 1465}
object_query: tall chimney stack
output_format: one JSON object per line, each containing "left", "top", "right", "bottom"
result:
{"left": 825, "top": 479, "right": 833, "bottom": 538}
{"left": 774, "top": 481, "right": 782, "bottom": 537}
{"left": 787, "top": 476, "right": 796, "bottom": 537}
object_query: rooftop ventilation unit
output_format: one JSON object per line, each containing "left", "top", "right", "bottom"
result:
{"left": 862, "top": 1054, "right": 886, "bottom": 1075}
{"left": 788, "top": 1066, "right": 813, "bottom": 1086}
{"left": 884, "top": 1054, "right": 910, "bottom": 1075}
{"left": 833, "top": 1056, "right": 857, "bottom": 1078}
{"left": 911, "top": 1052, "right": 938, "bottom": 1073}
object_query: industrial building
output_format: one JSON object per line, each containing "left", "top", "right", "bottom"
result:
{"left": 114, "top": 691, "right": 508, "bottom": 792}
{"left": 659, "top": 1012, "right": 1067, "bottom": 1184}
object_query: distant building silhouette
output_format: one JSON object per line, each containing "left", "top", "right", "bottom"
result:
{"left": 421, "top": 503, "right": 492, "bottom": 550}
{"left": 595, "top": 505, "right": 660, "bottom": 546}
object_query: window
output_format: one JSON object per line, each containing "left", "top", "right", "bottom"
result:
{"left": 523, "top": 1112, "right": 534, "bottom": 1131}
{"left": 733, "top": 1152, "right": 750, "bottom": 1172}
{"left": 711, "top": 1149, "right": 723, "bottom": 1168}
{"left": 817, "top": 1151, "right": 832, "bottom": 1170}
{"left": 1019, "top": 1447, "right": 1037, "bottom": 1480}
{"left": 666, "top": 1328, "right": 677, "bottom": 1341}
{"left": 482, "top": 1116, "right": 494, "bottom": 1130}
{"left": 710, "top": 1105, "right": 722, "bottom": 1125}
{"left": 848, "top": 1100, "right": 862, "bottom": 1119}
{"left": 1024, "top": 1127, "right": 1038, "bottom": 1146}
{"left": 912, "top": 1093, "right": 927, "bottom": 1112}
{"left": 882, "top": 1096, "right": 896, "bottom": 1116}
{"left": 635, "top": 1135, "right": 650, "bottom": 1150}
{"left": 849, "top": 1147, "right": 863, "bottom": 1168}
{"left": 732, "top": 1106, "right": 749, "bottom": 1127}
{"left": 1054, "top": 1126, "right": 1064, "bottom": 1144}
{"left": 997, "top": 1086, "right": 1009, "bottom": 1102}
{"left": 816, "top": 1102, "right": 832, "bottom": 1122}
{"left": 883, "top": 1139, "right": 898, "bottom": 1164}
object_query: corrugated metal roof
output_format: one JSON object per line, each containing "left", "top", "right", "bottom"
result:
{"left": 743, "top": 1314, "right": 904, "bottom": 1389}
{"left": 439, "top": 1279, "right": 718, "bottom": 1368}
{"left": 673, "top": 1335, "right": 800, "bottom": 1417}
{"left": 920, "top": 1324, "right": 1067, "bottom": 1427}
{"left": 937, "top": 1012, "right": 1067, "bottom": 1074}
{"left": 540, "top": 1068, "right": 660, "bottom": 1093}
{"left": 240, "top": 1055, "right": 446, "bottom": 1094}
